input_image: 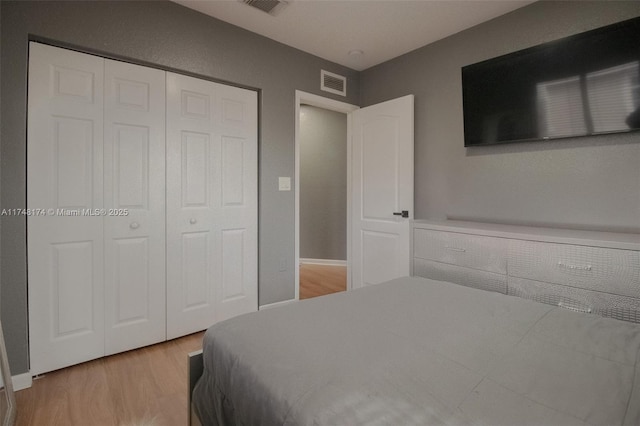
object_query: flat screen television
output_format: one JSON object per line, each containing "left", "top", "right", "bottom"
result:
{"left": 462, "top": 17, "right": 640, "bottom": 146}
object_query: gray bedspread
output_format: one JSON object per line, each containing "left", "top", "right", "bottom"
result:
{"left": 192, "top": 276, "right": 640, "bottom": 426}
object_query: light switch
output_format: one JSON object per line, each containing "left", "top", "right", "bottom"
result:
{"left": 278, "top": 177, "right": 291, "bottom": 191}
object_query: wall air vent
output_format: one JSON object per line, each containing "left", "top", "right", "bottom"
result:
{"left": 242, "top": 0, "right": 288, "bottom": 16}
{"left": 321, "top": 70, "right": 347, "bottom": 96}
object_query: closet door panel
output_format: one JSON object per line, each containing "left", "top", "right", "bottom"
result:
{"left": 182, "top": 231, "right": 210, "bottom": 309}
{"left": 104, "top": 59, "right": 166, "bottom": 355}
{"left": 166, "top": 73, "right": 257, "bottom": 339}
{"left": 217, "top": 84, "right": 258, "bottom": 322}
{"left": 28, "top": 43, "right": 105, "bottom": 375}
{"left": 166, "top": 73, "right": 218, "bottom": 339}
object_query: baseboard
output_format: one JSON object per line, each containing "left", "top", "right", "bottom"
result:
{"left": 13, "top": 372, "right": 32, "bottom": 391}
{"left": 300, "top": 258, "right": 347, "bottom": 266}
{"left": 259, "top": 299, "right": 297, "bottom": 310}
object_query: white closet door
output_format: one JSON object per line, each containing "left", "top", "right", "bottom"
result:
{"left": 215, "top": 83, "right": 258, "bottom": 322}
{"left": 28, "top": 43, "right": 105, "bottom": 375}
{"left": 166, "top": 73, "right": 257, "bottom": 339}
{"left": 103, "top": 59, "right": 166, "bottom": 355}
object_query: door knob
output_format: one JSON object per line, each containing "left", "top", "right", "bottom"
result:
{"left": 129, "top": 222, "right": 140, "bottom": 229}
{"left": 189, "top": 218, "right": 197, "bottom": 225}
{"left": 393, "top": 210, "right": 409, "bottom": 218}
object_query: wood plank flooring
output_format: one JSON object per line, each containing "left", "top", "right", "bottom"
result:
{"left": 15, "top": 266, "right": 345, "bottom": 425}
{"left": 299, "top": 263, "right": 347, "bottom": 299}
{"left": 15, "top": 332, "right": 204, "bottom": 426}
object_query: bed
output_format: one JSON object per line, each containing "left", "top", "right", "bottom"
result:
{"left": 190, "top": 275, "right": 640, "bottom": 426}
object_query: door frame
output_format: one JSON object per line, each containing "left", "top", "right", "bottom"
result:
{"left": 294, "top": 91, "right": 358, "bottom": 300}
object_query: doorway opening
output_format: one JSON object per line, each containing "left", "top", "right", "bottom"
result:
{"left": 294, "top": 91, "right": 358, "bottom": 300}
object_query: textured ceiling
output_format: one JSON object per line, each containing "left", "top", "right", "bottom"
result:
{"left": 172, "top": 0, "right": 535, "bottom": 71}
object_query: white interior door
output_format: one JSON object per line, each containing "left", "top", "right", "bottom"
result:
{"left": 350, "top": 95, "right": 414, "bottom": 289}
{"left": 27, "top": 43, "right": 105, "bottom": 374}
{"left": 103, "top": 59, "right": 166, "bottom": 355}
{"left": 166, "top": 73, "right": 257, "bottom": 339}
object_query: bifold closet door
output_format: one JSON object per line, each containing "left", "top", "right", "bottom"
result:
{"left": 28, "top": 42, "right": 258, "bottom": 374}
{"left": 28, "top": 43, "right": 106, "bottom": 375}
{"left": 166, "top": 72, "right": 258, "bottom": 339}
{"left": 103, "top": 59, "right": 166, "bottom": 355}
{"left": 28, "top": 43, "right": 167, "bottom": 374}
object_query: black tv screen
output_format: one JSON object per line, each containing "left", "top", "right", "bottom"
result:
{"left": 462, "top": 17, "right": 640, "bottom": 146}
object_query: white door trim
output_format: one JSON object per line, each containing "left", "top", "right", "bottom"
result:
{"left": 294, "top": 91, "right": 358, "bottom": 300}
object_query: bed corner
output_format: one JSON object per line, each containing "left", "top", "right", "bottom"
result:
{"left": 188, "top": 350, "right": 204, "bottom": 426}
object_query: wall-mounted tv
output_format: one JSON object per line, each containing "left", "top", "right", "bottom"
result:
{"left": 462, "top": 17, "right": 640, "bottom": 146}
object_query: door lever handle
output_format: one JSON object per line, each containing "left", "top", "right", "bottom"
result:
{"left": 393, "top": 210, "right": 409, "bottom": 218}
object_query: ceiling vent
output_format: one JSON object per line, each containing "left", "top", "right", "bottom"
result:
{"left": 321, "top": 70, "right": 347, "bottom": 96}
{"left": 242, "top": 0, "right": 288, "bottom": 16}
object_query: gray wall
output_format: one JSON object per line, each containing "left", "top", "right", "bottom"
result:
{"left": 361, "top": 1, "right": 640, "bottom": 233}
{"left": 3, "top": 0, "right": 639, "bottom": 378}
{"left": 0, "top": 0, "right": 359, "bottom": 374}
{"left": 0, "top": 0, "right": 2, "bottom": 313}
{"left": 299, "top": 105, "right": 347, "bottom": 260}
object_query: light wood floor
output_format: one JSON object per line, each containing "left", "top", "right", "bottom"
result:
{"left": 299, "top": 263, "right": 347, "bottom": 299}
{"left": 15, "top": 267, "right": 345, "bottom": 425}
{"left": 15, "top": 332, "right": 204, "bottom": 426}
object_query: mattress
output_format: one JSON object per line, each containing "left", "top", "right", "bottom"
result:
{"left": 192, "top": 276, "right": 640, "bottom": 426}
